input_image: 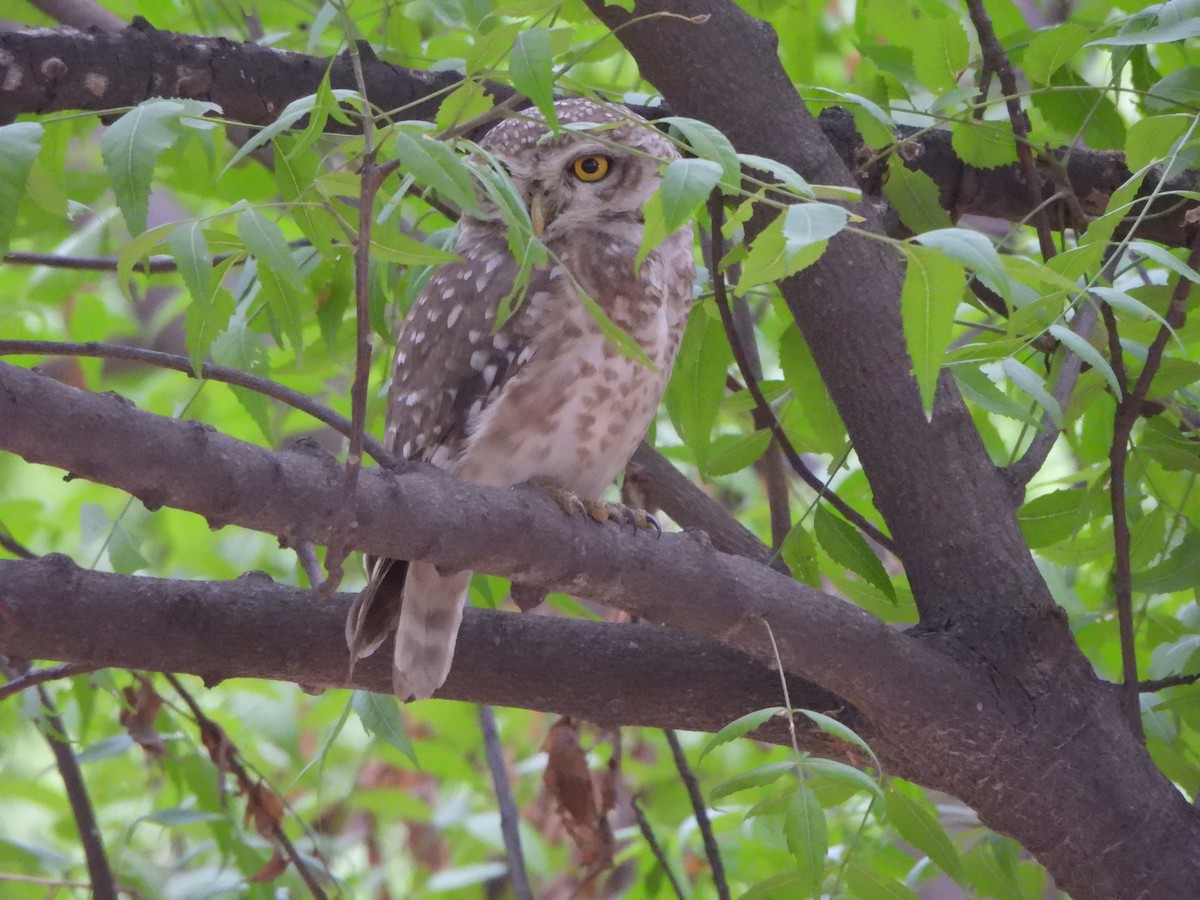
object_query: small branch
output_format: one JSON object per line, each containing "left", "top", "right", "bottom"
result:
{"left": 707, "top": 193, "right": 896, "bottom": 555}
{"left": 963, "top": 0, "right": 1056, "bottom": 261}
{"left": 0, "top": 340, "right": 395, "bottom": 467}
{"left": 1109, "top": 233, "right": 1200, "bottom": 738}
{"left": 2, "top": 242, "right": 309, "bottom": 274}
{"left": 478, "top": 705, "right": 533, "bottom": 900}
{"left": 1005, "top": 300, "right": 1099, "bottom": 489}
{"left": 629, "top": 794, "right": 686, "bottom": 900}
{"left": 662, "top": 729, "right": 729, "bottom": 900}
{"left": 0, "top": 660, "right": 117, "bottom": 900}
{"left": 0, "top": 662, "right": 98, "bottom": 703}
{"left": 164, "top": 673, "right": 329, "bottom": 898}
{"left": 1138, "top": 672, "right": 1200, "bottom": 693}
{"left": 0, "top": 526, "right": 36, "bottom": 559}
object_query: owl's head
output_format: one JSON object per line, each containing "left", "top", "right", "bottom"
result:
{"left": 472, "top": 98, "right": 678, "bottom": 240}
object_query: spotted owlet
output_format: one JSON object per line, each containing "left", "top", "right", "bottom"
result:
{"left": 346, "top": 98, "right": 696, "bottom": 700}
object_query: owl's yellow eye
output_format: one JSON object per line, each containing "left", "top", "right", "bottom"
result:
{"left": 570, "top": 154, "right": 611, "bottom": 182}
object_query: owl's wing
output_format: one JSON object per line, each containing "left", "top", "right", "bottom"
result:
{"left": 346, "top": 229, "right": 529, "bottom": 668}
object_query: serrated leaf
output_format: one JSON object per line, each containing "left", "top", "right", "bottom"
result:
{"left": 803, "top": 757, "right": 884, "bottom": 801}
{"left": 784, "top": 784, "right": 827, "bottom": 888}
{"left": 1134, "top": 532, "right": 1200, "bottom": 594}
{"left": 901, "top": 245, "right": 963, "bottom": 413}
{"left": 369, "top": 228, "right": 460, "bottom": 265}
{"left": 845, "top": 861, "right": 921, "bottom": 900}
{"left": 736, "top": 153, "right": 814, "bottom": 198}
{"left": 710, "top": 760, "right": 797, "bottom": 802}
{"left": 237, "top": 209, "right": 306, "bottom": 355}
{"left": 699, "top": 707, "right": 785, "bottom": 760}
{"left": 798, "top": 708, "right": 879, "bottom": 764}
{"left": 665, "top": 307, "right": 731, "bottom": 469}
{"left": 705, "top": 429, "right": 772, "bottom": 477}
{"left": 739, "top": 203, "right": 846, "bottom": 290}
{"left": 950, "top": 119, "right": 1018, "bottom": 169}
{"left": 1000, "top": 358, "right": 1062, "bottom": 429}
{"left": 1024, "top": 22, "right": 1089, "bottom": 85}
{"left": 659, "top": 116, "right": 740, "bottom": 187}
{"left": 814, "top": 506, "right": 896, "bottom": 603}
{"left": 1124, "top": 114, "right": 1193, "bottom": 173}
{"left": 1091, "top": 7, "right": 1200, "bottom": 45}
{"left": 1090, "top": 287, "right": 1178, "bottom": 344}
{"left": 184, "top": 256, "right": 238, "bottom": 376}
{"left": 101, "top": 99, "right": 188, "bottom": 235}
{"left": 912, "top": 16, "right": 969, "bottom": 92}
{"left": 1019, "top": 488, "right": 1090, "bottom": 549}
{"left": 392, "top": 128, "right": 481, "bottom": 214}
{"left": 1047, "top": 323, "right": 1121, "bottom": 399}
{"left": 0, "top": 122, "right": 42, "bottom": 256}
{"left": 211, "top": 318, "right": 273, "bottom": 441}
{"left": 741, "top": 869, "right": 818, "bottom": 900}
{"left": 350, "top": 690, "right": 417, "bottom": 765}
{"left": 510, "top": 28, "right": 557, "bottom": 125}
{"left": 914, "top": 227, "right": 1012, "bottom": 307}
{"left": 884, "top": 159, "right": 953, "bottom": 234}
{"left": 885, "top": 789, "right": 965, "bottom": 884}
{"left": 1128, "top": 240, "right": 1200, "bottom": 285}
{"left": 222, "top": 89, "right": 358, "bottom": 174}
{"left": 660, "top": 158, "right": 721, "bottom": 231}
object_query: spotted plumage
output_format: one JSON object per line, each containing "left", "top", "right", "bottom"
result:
{"left": 346, "top": 98, "right": 696, "bottom": 699}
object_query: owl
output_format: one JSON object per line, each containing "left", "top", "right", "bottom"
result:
{"left": 346, "top": 98, "right": 697, "bottom": 700}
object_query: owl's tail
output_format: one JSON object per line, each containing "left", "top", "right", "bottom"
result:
{"left": 346, "top": 558, "right": 468, "bottom": 701}
{"left": 392, "top": 562, "right": 471, "bottom": 700}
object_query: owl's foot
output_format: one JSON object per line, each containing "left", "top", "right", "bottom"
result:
{"left": 537, "top": 482, "right": 661, "bottom": 536}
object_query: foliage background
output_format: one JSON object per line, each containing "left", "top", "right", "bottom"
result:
{"left": 1, "top": 0, "right": 1199, "bottom": 897}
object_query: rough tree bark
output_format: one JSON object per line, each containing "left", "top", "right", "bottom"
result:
{"left": 0, "top": 5, "right": 1198, "bottom": 899}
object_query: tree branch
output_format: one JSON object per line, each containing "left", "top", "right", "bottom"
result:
{"left": 0, "top": 360, "right": 962, "bottom": 728}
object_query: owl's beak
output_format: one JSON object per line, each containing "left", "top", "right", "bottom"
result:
{"left": 530, "top": 193, "right": 548, "bottom": 237}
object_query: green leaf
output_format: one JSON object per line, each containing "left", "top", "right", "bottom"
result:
{"left": 170, "top": 223, "right": 215, "bottom": 373}
{"left": 900, "top": 245, "right": 963, "bottom": 413}
{"left": 1024, "top": 23, "right": 1089, "bottom": 85}
{"left": 741, "top": 869, "right": 820, "bottom": 900}
{"left": 1124, "top": 114, "right": 1193, "bottom": 173}
{"left": 1128, "top": 240, "right": 1200, "bottom": 285}
{"left": 803, "top": 757, "right": 884, "bottom": 801}
{"left": 845, "top": 861, "right": 921, "bottom": 900}
{"left": 392, "top": 128, "right": 481, "bottom": 215}
{"left": 950, "top": 119, "right": 1018, "bottom": 169}
{"left": 798, "top": 708, "right": 879, "bottom": 764}
{"left": 579, "top": 290, "right": 655, "bottom": 371}
{"left": 780, "top": 520, "right": 821, "bottom": 587}
{"left": 660, "top": 158, "right": 721, "bottom": 232}
{"left": 0, "top": 122, "right": 42, "bottom": 256}
{"left": 885, "top": 788, "right": 965, "bottom": 884}
{"left": 101, "top": 98, "right": 216, "bottom": 235}
{"left": 1134, "top": 532, "right": 1200, "bottom": 595}
{"left": 665, "top": 306, "right": 731, "bottom": 470}
{"left": 884, "top": 159, "right": 953, "bottom": 234}
{"left": 222, "top": 89, "right": 358, "bottom": 173}
{"left": 350, "top": 690, "right": 417, "bottom": 765}
{"left": 659, "top": 116, "right": 741, "bottom": 187}
{"left": 237, "top": 209, "right": 306, "bottom": 355}
{"left": 912, "top": 16, "right": 969, "bottom": 92}
{"left": 710, "top": 760, "right": 797, "bottom": 802}
{"left": 211, "top": 317, "right": 273, "bottom": 441}
{"left": 784, "top": 783, "right": 827, "bottom": 890}
{"left": 739, "top": 203, "right": 846, "bottom": 290}
{"left": 1047, "top": 323, "right": 1121, "bottom": 399}
{"left": 1091, "top": 4, "right": 1200, "bottom": 45}
{"left": 814, "top": 506, "right": 896, "bottom": 604}
{"left": 1018, "top": 488, "right": 1090, "bottom": 549}
{"left": 184, "top": 257, "right": 237, "bottom": 377}
{"left": 914, "top": 227, "right": 1012, "bottom": 307}
{"left": 369, "top": 228, "right": 460, "bottom": 265}
{"left": 705, "top": 429, "right": 772, "bottom": 477}
{"left": 509, "top": 28, "right": 557, "bottom": 125}
{"left": 699, "top": 707, "right": 785, "bottom": 760}
{"left": 736, "top": 153, "right": 814, "bottom": 198}
{"left": 1000, "top": 358, "right": 1062, "bottom": 429}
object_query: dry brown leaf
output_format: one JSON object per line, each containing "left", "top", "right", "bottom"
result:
{"left": 119, "top": 678, "right": 165, "bottom": 757}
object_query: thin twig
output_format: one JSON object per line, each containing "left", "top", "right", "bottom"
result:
{"left": 0, "top": 340, "right": 395, "bottom": 467}
{"left": 1005, "top": 300, "right": 1099, "bottom": 488}
{"left": 662, "top": 729, "right": 729, "bottom": 900}
{"left": 2, "top": 241, "right": 311, "bottom": 274}
{"left": 629, "top": 794, "right": 686, "bottom": 900}
{"left": 164, "top": 673, "right": 329, "bottom": 898}
{"left": 0, "top": 663, "right": 98, "bottom": 703}
{"left": 964, "top": 0, "right": 1057, "bottom": 261}
{"left": 0, "top": 660, "right": 117, "bottom": 900}
{"left": 1109, "top": 233, "right": 1200, "bottom": 739}
{"left": 478, "top": 705, "right": 533, "bottom": 900}
{"left": 1138, "top": 672, "right": 1200, "bottom": 693}
{"left": 0, "top": 527, "right": 36, "bottom": 559}
{"left": 706, "top": 193, "right": 897, "bottom": 555}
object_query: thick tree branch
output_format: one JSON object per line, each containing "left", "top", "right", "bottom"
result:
{"left": 0, "top": 557, "right": 851, "bottom": 752}
{"left": 0, "top": 361, "right": 966, "bottom": 732}
{"left": 0, "top": 26, "right": 1196, "bottom": 247}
